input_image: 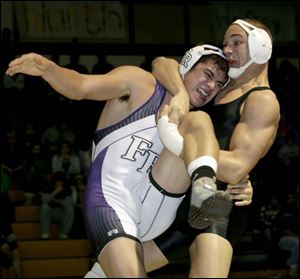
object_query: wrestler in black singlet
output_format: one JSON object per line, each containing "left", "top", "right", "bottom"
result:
{"left": 154, "top": 87, "right": 271, "bottom": 261}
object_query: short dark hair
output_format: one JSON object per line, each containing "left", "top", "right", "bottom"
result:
{"left": 190, "top": 54, "right": 229, "bottom": 78}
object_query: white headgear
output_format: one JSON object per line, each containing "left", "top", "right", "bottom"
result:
{"left": 228, "top": 19, "right": 272, "bottom": 78}
{"left": 234, "top": 19, "right": 272, "bottom": 64}
{"left": 179, "top": 44, "right": 226, "bottom": 79}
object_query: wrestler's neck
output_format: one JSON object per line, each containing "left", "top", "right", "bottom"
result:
{"left": 215, "top": 64, "right": 269, "bottom": 103}
{"left": 229, "top": 63, "right": 270, "bottom": 91}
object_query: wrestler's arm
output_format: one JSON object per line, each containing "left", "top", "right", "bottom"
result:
{"left": 217, "top": 91, "right": 280, "bottom": 185}
{"left": 152, "top": 57, "right": 184, "bottom": 97}
{"left": 151, "top": 56, "right": 254, "bottom": 204}
{"left": 6, "top": 53, "right": 155, "bottom": 101}
{"left": 152, "top": 57, "right": 189, "bottom": 123}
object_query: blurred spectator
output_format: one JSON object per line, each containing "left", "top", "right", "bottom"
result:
{"left": 277, "top": 193, "right": 299, "bottom": 278}
{"left": 23, "top": 143, "right": 50, "bottom": 205}
{"left": 276, "top": 113, "right": 299, "bottom": 147}
{"left": 78, "top": 141, "right": 92, "bottom": 181}
{"left": 41, "top": 122, "right": 62, "bottom": 160}
{"left": 51, "top": 141, "right": 81, "bottom": 181}
{"left": 60, "top": 123, "right": 76, "bottom": 146}
{"left": 22, "top": 122, "right": 40, "bottom": 156}
{"left": 69, "top": 174, "right": 87, "bottom": 239}
{"left": 64, "top": 49, "right": 89, "bottom": 74}
{"left": 258, "top": 194, "right": 281, "bottom": 249}
{"left": 277, "top": 59, "right": 299, "bottom": 95}
{"left": 140, "top": 55, "right": 155, "bottom": 71}
{"left": 0, "top": 192, "right": 22, "bottom": 278}
{"left": 1, "top": 129, "right": 25, "bottom": 192}
{"left": 277, "top": 130, "right": 299, "bottom": 193}
{"left": 72, "top": 174, "right": 85, "bottom": 207}
{"left": 92, "top": 54, "right": 114, "bottom": 74}
{"left": 39, "top": 171, "right": 76, "bottom": 240}
{"left": 277, "top": 131, "right": 299, "bottom": 167}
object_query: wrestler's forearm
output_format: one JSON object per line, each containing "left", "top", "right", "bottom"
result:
{"left": 43, "top": 63, "right": 87, "bottom": 100}
{"left": 152, "top": 57, "right": 187, "bottom": 97}
{"left": 152, "top": 57, "right": 190, "bottom": 117}
{"left": 217, "top": 150, "right": 254, "bottom": 185}
{"left": 6, "top": 53, "right": 87, "bottom": 100}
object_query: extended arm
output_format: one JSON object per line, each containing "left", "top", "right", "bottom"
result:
{"left": 6, "top": 53, "right": 155, "bottom": 102}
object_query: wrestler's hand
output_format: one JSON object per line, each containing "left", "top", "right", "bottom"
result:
{"left": 167, "top": 90, "right": 189, "bottom": 125}
{"left": 157, "top": 104, "right": 184, "bottom": 156}
{"left": 226, "top": 175, "right": 253, "bottom": 206}
{"left": 152, "top": 56, "right": 189, "bottom": 121}
{"left": 6, "top": 53, "right": 53, "bottom": 77}
{"left": 159, "top": 104, "right": 169, "bottom": 119}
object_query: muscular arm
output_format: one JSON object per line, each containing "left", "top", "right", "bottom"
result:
{"left": 152, "top": 57, "right": 185, "bottom": 97}
{"left": 152, "top": 56, "right": 280, "bottom": 186}
{"left": 152, "top": 57, "right": 189, "bottom": 123}
{"left": 6, "top": 53, "right": 155, "bottom": 102}
{"left": 217, "top": 91, "right": 280, "bottom": 184}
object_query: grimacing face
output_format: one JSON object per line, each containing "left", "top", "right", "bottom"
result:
{"left": 184, "top": 60, "right": 227, "bottom": 108}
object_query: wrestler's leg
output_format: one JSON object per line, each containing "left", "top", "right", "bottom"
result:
{"left": 84, "top": 262, "right": 107, "bottom": 278}
{"left": 179, "top": 111, "right": 232, "bottom": 228}
{"left": 189, "top": 233, "right": 233, "bottom": 278}
{"left": 83, "top": 162, "right": 187, "bottom": 278}
{"left": 99, "top": 237, "right": 147, "bottom": 277}
{"left": 151, "top": 148, "right": 190, "bottom": 194}
{"left": 143, "top": 240, "right": 169, "bottom": 273}
{"left": 180, "top": 111, "right": 219, "bottom": 165}
{"left": 83, "top": 231, "right": 233, "bottom": 278}
{"left": 143, "top": 200, "right": 194, "bottom": 274}
{"left": 153, "top": 110, "right": 220, "bottom": 196}
{"left": 84, "top": 240, "right": 169, "bottom": 277}
{"left": 153, "top": 111, "right": 221, "bottom": 200}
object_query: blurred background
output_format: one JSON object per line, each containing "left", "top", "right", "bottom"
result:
{"left": 1, "top": 1, "right": 299, "bottom": 278}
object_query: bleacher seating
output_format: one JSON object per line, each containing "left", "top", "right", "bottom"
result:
{"left": 12, "top": 201, "right": 94, "bottom": 278}
{"left": 11, "top": 194, "right": 289, "bottom": 278}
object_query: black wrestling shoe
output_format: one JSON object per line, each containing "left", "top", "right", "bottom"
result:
{"left": 188, "top": 177, "right": 232, "bottom": 229}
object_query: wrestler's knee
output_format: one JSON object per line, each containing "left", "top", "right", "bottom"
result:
{"left": 181, "top": 111, "right": 213, "bottom": 132}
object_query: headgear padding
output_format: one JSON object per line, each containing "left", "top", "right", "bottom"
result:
{"left": 233, "top": 19, "right": 272, "bottom": 64}
{"left": 179, "top": 44, "right": 226, "bottom": 79}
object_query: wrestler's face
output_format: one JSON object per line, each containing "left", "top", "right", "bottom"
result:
{"left": 184, "top": 60, "right": 227, "bottom": 108}
{"left": 222, "top": 24, "right": 251, "bottom": 68}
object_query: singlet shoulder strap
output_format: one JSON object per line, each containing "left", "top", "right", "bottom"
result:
{"left": 237, "top": 86, "right": 271, "bottom": 117}
{"left": 244, "top": 86, "right": 271, "bottom": 96}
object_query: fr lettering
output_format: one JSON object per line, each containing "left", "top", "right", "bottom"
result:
{"left": 121, "top": 135, "right": 159, "bottom": 173}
